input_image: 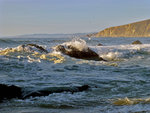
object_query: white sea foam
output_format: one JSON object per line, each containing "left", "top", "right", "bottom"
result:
{"left": 0, "top": 44, "right": 65, "bottom": 64}
{"left": 62, "top": 38, "right": 88, "bottom": 51}
{"left": 90, "top": 44, "right": 150, "bottom": 61}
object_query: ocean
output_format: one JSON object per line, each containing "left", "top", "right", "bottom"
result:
{"left": 0, "top": 37, "right": 150, "bottom": 113}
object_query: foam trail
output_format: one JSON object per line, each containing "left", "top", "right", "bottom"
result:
{"left": 90, "top": 44, "right": 150, "bottom": 61}
{"left": 112, "top": 97, "right": 150, "bottom": 106}
{"left": 0, "top": 44, "right": 65, "bottom": 64}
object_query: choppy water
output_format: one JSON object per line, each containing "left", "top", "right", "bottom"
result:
{"left": 0, "top": 37, "right": 150, "bottom": 113}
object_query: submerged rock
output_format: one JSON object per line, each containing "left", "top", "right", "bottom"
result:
{"left": 131, "top": 40, "right": 142, "bottom": 45}
{"left": 55, "top": 45, "right": 105, "bottom": 61}
{"left": 23, "top": 85, "right": 90, "bottom": 99}
{"left": 0, "top": 84, "right": 90, "bottom": 101}
{"left": 0, "top": 84, "right": 22, "bottom": 101}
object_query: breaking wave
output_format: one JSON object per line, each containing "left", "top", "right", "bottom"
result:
{"left": 1, "top": 38, "right": 150, "bottom": 64}
{"left": 53, "top": 38, "right": 150, "bottom": 61}
{"left": 0, "top": 44, "right": 65, "bottom": 64}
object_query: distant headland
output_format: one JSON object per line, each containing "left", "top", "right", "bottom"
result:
{"left": 87, "top": 19, "right": 150, "bottom": 37}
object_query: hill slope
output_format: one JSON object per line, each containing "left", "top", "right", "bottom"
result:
{"left": 92, "top": 19, "right": 150, "bottom": 37}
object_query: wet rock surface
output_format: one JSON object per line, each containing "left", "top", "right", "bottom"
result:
{"left": 0, "top": 84, "right": 90, "bottom": 102}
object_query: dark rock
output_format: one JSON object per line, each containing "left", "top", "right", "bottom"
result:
{"left": 97, "top": 43, "right": 103, "bottom": 46}
{"left": 77, "top": 85, "right": 89, "bottom": 91}
{"left": 55, "top": 45, "right": 105, "bottom": 61}
{"left": 131, "top": 40, "right": 142, "bottom": 45}
{"left": 0, "top": 84, "right": 90, "bottom": 101}
{"left": 27, "top": 44, "right": 48, "bottom": 53}
{"left": 0, "top": 84, "right": 22, "bottom": 101}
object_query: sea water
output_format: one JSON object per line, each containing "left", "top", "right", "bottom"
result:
{"left": 0, "top": 37, "right": 150, "bottom": 113}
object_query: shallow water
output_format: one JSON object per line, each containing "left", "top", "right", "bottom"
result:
{"left": 0, "top": 37, "right": 150, "bottom": 113}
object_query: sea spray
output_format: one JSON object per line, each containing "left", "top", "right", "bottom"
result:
{"left": 62, "top": 38, "right": 88, "bottom": 51}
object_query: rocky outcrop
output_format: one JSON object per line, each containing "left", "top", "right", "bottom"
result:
{"left": 27, "top": 44, "right": 48, "bottom": 53}
{"left": 97, "top": 43, "right": 103, "bottom": 46}
{"left": 55, "top": 45, "right": 105, "bottom": 61}
{"left": 88, "top": 19, "right": 150, "bottom": 37}
{"left": 19, "top": 44, "right": 48, "bottom": 53}
{"left": 131, "top": 40, "right": 142, "bottom": 45}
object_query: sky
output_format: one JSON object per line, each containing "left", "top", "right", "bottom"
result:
{"left": 0, "top": 0, "right": 150, "bottom": 36}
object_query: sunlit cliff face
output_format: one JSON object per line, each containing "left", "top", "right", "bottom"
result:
{"left": 87, "top": 19, "right": 150, "bottom": 37}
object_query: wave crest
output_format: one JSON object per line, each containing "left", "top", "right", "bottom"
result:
{"left": 62, "top": 38, "right": 88, "bottom": 51}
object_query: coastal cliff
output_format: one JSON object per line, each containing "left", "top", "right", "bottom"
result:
{"left": 89, "top": 19, "right": 150, "bottom": 37}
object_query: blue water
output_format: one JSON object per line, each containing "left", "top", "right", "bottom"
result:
{"left": 0, "top": 37, "right": 150, "bottom": 113}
